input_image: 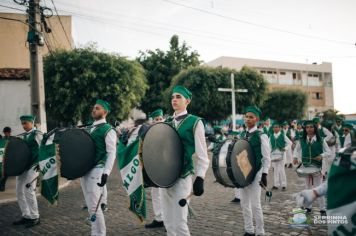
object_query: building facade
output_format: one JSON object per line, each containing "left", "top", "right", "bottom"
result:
{"left": 0, "top": 13, "right": 72, "bottom": 134}
{"left": 206, "top": 56, "right": 334, "bottom": 118}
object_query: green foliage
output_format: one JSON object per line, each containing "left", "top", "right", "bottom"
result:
{"left": 137, "top": 35, "right": 200, "bottom": 114}
{"left": 321, "top": 109, "right": 345, "bottom": 123}
{"left": 44, "top": 47, "right": 148, "bottom": 124}
{"left": 166, "top": 66, "right": 268, "bottom": 121}
{"left": 262, "top": 89, "right": 307, "bottom": 122}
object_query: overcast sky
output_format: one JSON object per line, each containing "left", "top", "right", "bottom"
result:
{"left": 2, "top": 0, "right": 356, "bottom": 114}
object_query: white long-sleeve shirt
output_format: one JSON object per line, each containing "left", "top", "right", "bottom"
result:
{"left": 246, "top": 126, "right": 271, "bottom": 174}
{"left": 343, "top": 133, "right": 352, "bottom": 148}
{"left": 293, "top": 135, "right": 332, "bottom": 161}
{"left": 91, "top": 118, "right": 117, "bottom": 175}
{"left": 319, "top": 126, "right": 334, "bottom": 142}
{"left": 173, "top": 110, "right": 210, "bottom": 178}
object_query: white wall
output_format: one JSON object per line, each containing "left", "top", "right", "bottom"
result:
{"left": 0, "top": 80, "right": 31, "bottom": 135}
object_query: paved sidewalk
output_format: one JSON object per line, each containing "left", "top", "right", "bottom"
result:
{"left": 0, "top": 157, "right": 328, "bottom": 235}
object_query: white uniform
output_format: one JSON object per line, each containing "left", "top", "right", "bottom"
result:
{"left": 293, "top": 135, "right": 331, "bottom": 211}
{"left": 283, "top": 128, "right": 293, "bottom": 165}
{"left": 81, "top": 118, "right": 117, "bottom": 236}
{"left": 343, "top": 133, "right": 352, "bottom": 148}
{"left": 240, "top": 126, "right": 271, "bottom": 235}
{"left": 270, "top": 132, "right": 292, "bottom": 188}
{"left": 160, "top": 110, "right": 209, "bottom": 236}
{"left": 16, "top": 128, "right": 41, "bottom": 220}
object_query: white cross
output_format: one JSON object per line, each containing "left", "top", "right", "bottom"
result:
{"left": 218, "top": 73, "right": 248, "bottom": 131}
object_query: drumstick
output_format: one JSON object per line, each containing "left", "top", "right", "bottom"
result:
{"left": 178, "top": 192, "right": 194, "bottom": 207}
{"left": 90, "top": 193, "right": 103, "bottom": 222}
{"left": 25, "top": 177, "right": 38, "bottom": 188}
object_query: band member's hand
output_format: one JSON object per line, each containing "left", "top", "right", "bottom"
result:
{"left": 259, "top": 173, "right": 267, "bottom": 188}
{"left": 193, "top": 176, "right": 204, "bottom": 196}
{"left": 293, "top": 158, "right": 299, "bottom": 165}
{"left": 314, "top": 155, "right": 322, "bottom": 161}
{"left": 97, "top": 174, "right": 108, "bottom": 187}
{"left": 295, "top": 190, "right": 317, "bottom": 207}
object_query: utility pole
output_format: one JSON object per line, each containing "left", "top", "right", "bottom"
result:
{"left": 28, "top": 0, "right": 47, "bottom": 132}
{"left": 218, "top": 73, "right": 248, "bottom": 131}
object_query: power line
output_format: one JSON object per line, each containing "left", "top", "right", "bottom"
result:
{"left": 163, "top": 0, "right": 355, "bottom": 47}
{"left": 49, "top": 0, "right": 71, "bottom": 47}
{"left": 0, "top": 3, "right": 26, "bottom": 12}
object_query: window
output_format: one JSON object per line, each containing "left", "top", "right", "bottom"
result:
{"left": 267, "top": 71, "right": 273, "bottom": 74}
{"left": 292, "top": 73, "right": 297, "bottom": 79}
{"left": 260, "top": 70, "right": 266, "bottom": 73}
{"left": 280, "top": 71, "right": 286, "bottom": 75}
{"left": 313, "top": 74, "right": 319, "bottom": 77}
{"left": 313, "top": 92, "right": 322, "bottom": 100}
{"left": 308, "top": 73, "right": 313, "bottom": 77}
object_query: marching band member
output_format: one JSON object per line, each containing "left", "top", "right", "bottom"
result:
{"left": 293, "top": 120, "right": 331, "bottom": 216}
{"left": 81, "top": 100, "right": 117, "bottom": 236}
{"left": 13, "top": 115, "right": 42, "bottom": 228}
{"left": 160, "top": 85, "right": 209, "bottom": 236}
{"left": 145, "top": 109, "right": 165, "bottom": 229}
{"left": 342, "top": 123, "right": 355, "bottom": 148}
{"left": 239, "top": 106, "right": 271, "bottom": 236}
{"left": 270, "top": 121, "right": 292, "bottom": 191}
{"left": 282, "top": 121, "right": 293, "bottom": 168}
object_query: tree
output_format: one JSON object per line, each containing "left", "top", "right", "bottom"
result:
{"left": 165, "top": 66, "right": 268, "bottom": 121}
{"left": 137, "top": 35, "right": 200, "bottom": 114}
{"left": 44, "top": 46, "right": 148, "bottom": 125}
{"left": 261, "top": 89, "right": 307, "bottom": 122}
{"left": 320, "top": 109, "right": 345, "bottom": 122}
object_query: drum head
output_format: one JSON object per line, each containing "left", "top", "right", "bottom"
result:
{"left": 59, "top": 129, "right": 96, "bottom": 180}
{"left": 142, "top": 123, "right": 183, "bottom": 188}
{"left": 226, "top": 140, "right": 256, "bottom": 188}
{"left": 4, "top": 137, "right": 32, "bottom": 176}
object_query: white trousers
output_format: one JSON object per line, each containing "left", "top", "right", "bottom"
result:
{"left": 240, "top": 169, "right": 265, "bottom": 235}
{"left": 234, "top": 188, "right": 241, "bottom": 198}
{"left": 151, "top": 187, "right": 163, "bottom": 221}
{"left": 304, "top": 174, "right": 326, "bottom": 211}
{"left": 81, "top": 167, "right": 106, "bottom": 236}
{"left": 272, "top": 159, "right": 287, "bottom": 188}
{"left": 285, "top": 146, "right": 292, "bottom": 165}
{"left": 16, "top": 167, "right": 39, "bottom": 219}
{"left": 160, "top": 176, "right": 192, "bottom": 236}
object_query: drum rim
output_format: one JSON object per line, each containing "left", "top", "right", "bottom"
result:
{"left": 141, "top": 122, "right": 184, "bottom": 188}
{"left": 211, "top": 139, "right": 235, "bottom": 188}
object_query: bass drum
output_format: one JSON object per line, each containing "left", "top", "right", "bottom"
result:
{"left": 226, "top": 139, "right": 257, "bottom": 188}
{"left": 58, "top": 128, "right": 96, "bottom": 180}
{"left": 141, "top": 123, "right": 183, "bottom": 188}
{"left": 3, "top": 137, "right": 32, "bottom": 176}
{"left": 212, "top": 139, "right": 235, "bottom": 188}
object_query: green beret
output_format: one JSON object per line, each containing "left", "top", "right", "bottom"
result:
{"left": 95, "top": 99, "right": 111, "bottom": 113}
{"left": 281, "top": 121, "right": 288, "bottom": 126}
{"left": 149, "top": 109, "right": 164, "bottom": 119}
{"left": 213, "top": 125, "right": 222, "bottom": 132}
{"left": 272, "top": 121, "right": 280, "bottom": 127}
{"left": 325, "top": 120, "right": 334, "bottom": 126}
{"left": 20, "top": 115, "right": 35, "bottom": 122}
{"left": 244, "top": 106, "right": 262, "bottom": 118}
{"left": 312, "top": 117, "right": 320, "bottom": 123}
{"left": 304, "top": 120, "right": 314, "bottom": 126}
{"left": 297, "top": 120, "right": 303, "bottom": 126}
{"left": 172, "top": 85, "right": 192, "bottom": 100}
{"left": 343, "top": 123, "right": 353, "bottom": 130}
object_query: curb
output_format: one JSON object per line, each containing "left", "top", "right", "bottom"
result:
{"left": 0, "top": 180, "right": 72, "bottom": 205}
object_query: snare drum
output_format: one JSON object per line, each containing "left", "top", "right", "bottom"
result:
{"left": 212, "top": 139, "right": 235, "bottom": 188}
{"left": 296, "top": 165, "right": 321, "bottom": 177}
{"left": 271, "top": 150, "right": 284, "bottom": 162}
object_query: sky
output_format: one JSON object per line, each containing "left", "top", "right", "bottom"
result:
{"left": 2, "top": 0, "right": 356, "bottom": 114}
